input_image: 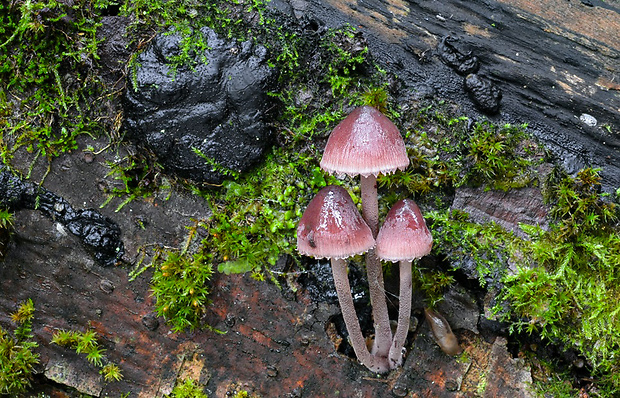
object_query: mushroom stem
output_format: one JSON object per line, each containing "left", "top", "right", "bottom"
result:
{"left": 388, "top": 259, "right": 413, "bottom": 368}
{"left": 360, "top": 175, "right": 379, "bottom": 236}
{"left": 365, "top": 248, "right": 392, "bottom": 359}
{"left": 331, "top": 258, "right": 390, "bottom": 373}
{"left": 360, "top": 175, "right": 392, "bottom": 359}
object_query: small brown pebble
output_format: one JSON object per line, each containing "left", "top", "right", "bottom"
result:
{"left": 225, "top": 313, "right": 236, "bottom": 327}
{"left": 266, "top": 365, "right": 278, "bottom": 377}
{"left": 142, "top": 314, "right": 159, "bottom": 331}
{"left": 392, "top": 385, "right": 408, "bottom": 397}
{"left": 83, "top": 152, "right": 95, "bottom": 163}
{"left": 446, "top": 379, "right": 459, "bottom": 391}
{"left": 97, "top": 180, "right": 108, "bottom": 192}
{"left": 99, "top": 279, "right": 115, "bottom": 294}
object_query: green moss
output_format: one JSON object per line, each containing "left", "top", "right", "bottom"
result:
{"left": 269, "top": 24, "right": 387, "bottom": 145}
{"left": 379, "top": 102, "right": 546, "bottom": 196}
{"left": 101, "top": 151, "right": 169, "bottom": 212}
{"left": 421, "top": 165, "right": 620, "bottom": 394}
{"left": 0, "top": 209, "right": 12, "bottom": 257}
{"left": 0, "top": 208, "right": 12, "bottom": 229}
{"left": 426, "top": 209, "right": 515, "bottom": 288}
{"left": 534, "top": 378, "right": 579, "bottom": 398}
{"left": 0, "top": 299, "right": 39, "bottom": 395}
{"left": 410, "top": 262, "right": 455, "bottom": 308}
{"left": 167, "top": 378, "right": 208, "bottom": 398}
{"left": 149, "top": 244, "right": 215, "bottom": 333}
{"left": 202, "top": 148, "right": 342, "bottom": 278}
{"left": 51, "top": 328, "right": 123, "bottom": 382}
{"left": 0, "top": 1, "right": 115, "bottom": 166}
{"left": 233, "top": 390, "right": 259, "bottom": 398}
{"left": 498, "top": 168, "right": 620, "bottom": 394}
{"left": 121, "top": 0, "right": 257, "bottom": 75}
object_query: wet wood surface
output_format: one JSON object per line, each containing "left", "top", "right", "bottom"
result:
{"left": 308, "top": 0, "right": 620, "bottom": 190}
{"left": 2, "top": 0, "right": 619, "bottom": 397}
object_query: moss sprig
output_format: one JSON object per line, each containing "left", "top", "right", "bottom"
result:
{"left": 498, "top": 168, "right": 620, "bottom": 393}
{"left": 166, "top": 378, "right": 208, "bottom": 398}
{"left": 0, "top": 0, "right": 117, "bottom": 164}
{"left": 380, "top": 104, "right": 546, "bottom": 196}
{"left": 51, "top": 328, "right": 123, "bottom": 382}
{"left": 150, "top": 246, "right": 214, "bottom": 333}
{"left": 0, "top": 299, "right": 39, "bottom": 395}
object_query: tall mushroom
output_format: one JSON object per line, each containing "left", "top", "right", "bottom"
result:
{"left": 320, "top": 106, "right": 410, "bottom": 358}
{"left": 297, "top": 185, "right": 390, "bottom": 373}
{"left": 375, "top": 199, "right": 433, "bottom": 368}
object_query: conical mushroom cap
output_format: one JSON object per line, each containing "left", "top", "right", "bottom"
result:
{"left": 297, "top": 185, "right": 375, "bottom": 259}
{"left": 376, "top": 199, "right": 433, "bottom": 261}
{"left": 320, "top": 106, "right": 410, "bottom": 178}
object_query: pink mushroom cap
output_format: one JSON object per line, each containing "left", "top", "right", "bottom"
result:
{"left": 297, "top": 185, "right": 375, "bottom": 259}
{"left": 376, "top": 199, "right": 433, "bottom": 261}
{"left": 320, "top": 106, "right": 410, "bottom": 178}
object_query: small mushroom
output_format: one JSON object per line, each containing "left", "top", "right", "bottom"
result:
{"left": 320, "top": 106, "right": 410, "bottom": 235}
{"left": 376, "top": 199, "right": 433, "bottom": 368}
{"left": 320, "top": 106, "right": 409, "bottom": 358}
{"left": 297, "top": 185, "right": 389, "bottom": 373}
{"left": 424, "top": 308, "right": 463, "bottom": 356}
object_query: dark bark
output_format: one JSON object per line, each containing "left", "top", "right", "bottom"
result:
{"left": 307, "top": 0, "right": 620, "bottom": 192}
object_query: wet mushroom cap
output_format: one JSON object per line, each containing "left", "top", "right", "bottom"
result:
{"left": 320, "top": 106, "right": 410, "bottom": 177}
{"left": 297, "top": 185, "right": 375, "bottom": 259}
{"left": 376, "top": 199, "right": 433, "bottom": 261}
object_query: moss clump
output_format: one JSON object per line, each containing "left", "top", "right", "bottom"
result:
{"left": 379, "top": 102, "right": 546, "bottom": 196}
{"left": 426, "top": 209, "right": 515, "bottom": 288}
{"left": 204, "top": 149, "right": 338, "bottom": 278}
{"left": 0, "top": 1, "right": 116, "bottom": 166}
{"left": 0, "top": 208, "right": 12, "bottom": 260}
{"left": 167, "top": 378, "right": 208, "bottom": 398}
{"left": 0, "top": 299, "right": 39, "bottom": 395}
{"left": 0, "top": 208, "right": 12, "bottom": 229}
{"left": 121, "top": 0, "right": 263, "bottom": 75}
{"left": 422, "top": 165, "right": 620, "bottom": 394}
{"left": 51, "top": 328, "right": 123, "bottom": 382}
{"left": 499, "top": 168, "right": 620, "bottom": 393}
{"left": 150, "top": 246, "right": 214, "bottom": 333}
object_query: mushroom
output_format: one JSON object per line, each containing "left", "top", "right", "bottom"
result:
{"left": 320, "top": 106, "right": 410, "bottom": 235}
{"left": 320, "top": 106, "right": 409, "bottom": 358}
{"left": 375, "top": 199, "right": 433, "bottom": 368}
{"left": 297, "top": 185, "right": 390, "bottom": 373}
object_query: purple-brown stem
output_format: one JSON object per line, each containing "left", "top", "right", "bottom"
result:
{"left": 360, "top": 175, "right": 392, "bottom": 359}
{"left": 360, "top": 175, "right": 379, "bottom": 236}
{"left": 331, "top": 258, "right": 390, "bottom": 373}
{"left": 388, "top": 260, "right": 413, "bottom": 368}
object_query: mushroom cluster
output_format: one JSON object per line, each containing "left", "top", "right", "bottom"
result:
{"left": 297, "top": 185, "right": 389, "bottom": 373}
{"left": 297, "top": 106, "right": 439, "bottom": 372}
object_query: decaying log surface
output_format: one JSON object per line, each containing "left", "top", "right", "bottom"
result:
{"left": 1, "top": 0, "right": 619, "bottom": 397}
{"left": 0, "top": 136, "right": 532, "bottom": 397}
{"left": 308, "top": 0, "right": 619, "bottom": 191}
{"left": 0, "top": 208, "right": 532, "bottom": 397}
